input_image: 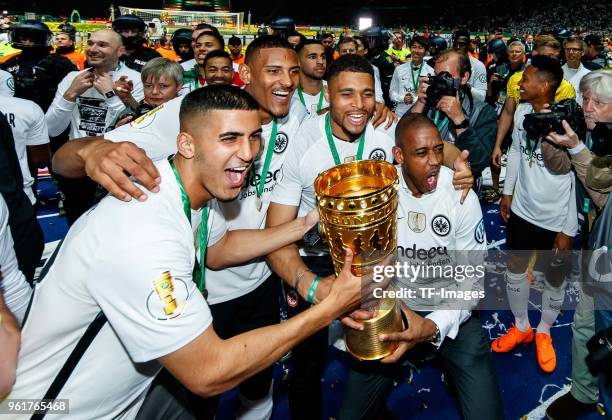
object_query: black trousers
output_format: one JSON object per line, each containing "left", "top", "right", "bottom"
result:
{"left": 338, "top": 315, "right": 504, "bottom": 420}
{"left": 284, "top": 255, "right": 335, "bottom": 420}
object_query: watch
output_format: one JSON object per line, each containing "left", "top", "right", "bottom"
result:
{"left": 105, "top": 90, "right": 117, "bottom": 99}
{"left": 431, "top": 324, "right": 441, "bottom": 345}
{"left": 451, "top": 118, "right": 469, "bottom": 129}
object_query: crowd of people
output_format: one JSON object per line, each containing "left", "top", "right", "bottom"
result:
{"left": 0, "top": 11, "right": 610, "bottom": 420}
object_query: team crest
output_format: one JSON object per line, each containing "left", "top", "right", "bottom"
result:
{"left": 369, "top": 148, "right": 386, "bottom": 161}
{"left": 286, "top": 289, "right": 299, "bottom": 308}
{"left": 6, "top": 77, "right": 14, "bottom": 93}
{"left": 146, "top": 271, "right": 189, "bottom": 320}
{"left": 274, "top": 132, "right": 289, "bottom": 153}
{"left": 407, "top": 212, "right": 426, "bottom": 233}
{"left": 431, "top": 215, "right": 451, "bottom": 237}
{"left": 474, "top": 218, "right": 485, "bottom": 244}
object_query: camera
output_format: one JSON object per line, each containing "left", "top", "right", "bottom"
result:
{"left": 490, "top": 73, "right": 508, "bottom": 96}
{"left": 522, "top": 99, "right": 587, "bottom": 140}
{"left": 424, "top": 71, "right": 461, "bottom": 108}
{"left": 591, "top": 122, "right": 612, "bottom": 158}
{"left": 586, "top": 326, "right": 612, "bottom": 374}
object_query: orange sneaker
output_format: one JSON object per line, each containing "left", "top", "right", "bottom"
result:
{"left": 535, "top": 332, "right": 556, "bottom": 372}
{"left": 491, "top": 324, "right": 534, "bottom": 353}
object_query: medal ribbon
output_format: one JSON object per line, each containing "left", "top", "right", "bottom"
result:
{"left": 297, "top": 84, "right": 325, "bottom": 112}
{"left": 324, "top": 112, "right": 366, "bottom": 166}
{"left": 256, "top": 118, "right": 278, "bottom": 200}
{"left": 168, "top": 156, "right": 208, "bottom": 292}
{"left": 433, "top": 110, "right": 449, "bottom": 132}
{"left": 410, "top": 62, "right": 423, "bottom": 93}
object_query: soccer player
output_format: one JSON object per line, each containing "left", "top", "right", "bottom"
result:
{"left": 0, "top": 86, "right": 363, "bottom": 418}
{"left": 266, "top": 54, "right": 474, "bottom": 420}
{"left": 291, "top": 39, "right": 328, "bottom": 117}
{"left": 338, "top": 113, "right": 503, "bottom": 420}
{"left": 389, "top": 35, "right": 434, "bottom": 117}
{"left": 492, "top": 56, "right": 578, "bottom": 372}
{"left": 203, "top": 50, "right": 235, "bottom": 86}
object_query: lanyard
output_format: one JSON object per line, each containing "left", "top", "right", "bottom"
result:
{"left": 168, "top": 156, "right": 209, "bottom": 293}
{"left": 410, "top": 62, "right": 423, "bottom": 93}
{"left": 324, "top": 112, "right": 366, "bottom": 165}
{"left": 256, "top": 119, "right": 277, "bottom": 199}
{"left": 433, "top": 110, "right": 449, "bottom": 132}
{"left": 297, "top": 84, "right": 324, "bottom": 112}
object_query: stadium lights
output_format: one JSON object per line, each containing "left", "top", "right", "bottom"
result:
{"left": 358, "top": 17, "right": 372, "bottom": 30}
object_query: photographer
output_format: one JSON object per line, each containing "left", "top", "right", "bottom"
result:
{"left": 412, "top": 49, "right": 497, "bottom": 181}
{"left": 544, "top": 69, "right": 611, "bottom": 419}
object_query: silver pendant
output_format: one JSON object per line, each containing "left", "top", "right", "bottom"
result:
{"left": 255, "top": 196, "right": 263, "bottom": 212}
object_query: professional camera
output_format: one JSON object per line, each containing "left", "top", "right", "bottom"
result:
{"left": 490, "top": 73, "right": 509, "bottom": 96}
{"left": 586, "top": 326, "right": 612, "bottom": 374}
{"left": 591, "top": 122, "right": 612, "bottom": 157}
{"left": 424, "top": 71, "right": 461, "bottom": 109}
{"left": 522, "top": 99, "right": 587, "bottom": 139}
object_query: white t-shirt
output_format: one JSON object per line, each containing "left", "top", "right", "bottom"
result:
{"left": 372, "top": 64, "right": 384, "bottom": 104}
{"left": 181, "top": 58, "right": 196, "bottom": 71}
{"left": 0, "top": 96, "right": 49, "bottom": 204}
{"left": 389, "top": 60, "right": 435, "bottom": 117}
{"left": 46, "top": 64, "right": 144, "bottom": 139}
{"left": 0, "top": 195, "right": 31, "bottom": 324}
{"left": 0, "top": 160, "right": 225, "bottom": 419}
{"left": 0, "top": 68, "right": 14, "bottom": 96}
{"left": 394, "top": 166, "right": 485, "bottom": 345}
{"left": 271, "top": 113, "right": 395, "bottom": 255}
{"left": 105, "top": 96, "right": 309, "bottom": 303}
{"left": 290, "top": 81, "right": 328, "bottom": 118}
{"left": 468, "top": 55, "right": 487, "bottom": 102}
{"left": 562, "top": 63, "right": 590, "bottom": 106}
{"left": 503, "top": 103, "right": 578, "bottom": 236}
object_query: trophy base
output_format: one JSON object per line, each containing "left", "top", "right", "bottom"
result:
{"left": 344, "top": 298, "right": 404, "bottom": 361}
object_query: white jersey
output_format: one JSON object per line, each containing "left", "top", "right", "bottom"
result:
{"left": 395, "top": 166, "right": 485, "bottom": 345}
{"left": 389, "top": 60, "right": 435, "bottom": 117}
{"left": 0, "top": 96, "right": 49, "bottom": 204}
{"left": 0, "top": 195, "right": 31, "bottom": 324}
{"left": 0, "top": 68, "right": 14, "bottom": 96}
{"left": 46, "top": 64, "right": 144, "bottom": 139}
{"left": 468, "top": 55, "right": 487, "bottom": 102}
{"left": 105, "top": 96, "right": 308, "bottom": 303}
{"left": 0, "top": 160, "right": 225, "bottom": 419}
{"left": 290, "top": 81, "right": 328, "bottom": 119}
{"left": 503, "top": 103, "right": 578, "bottom": 236}
{"left": 181, "top": 58, "right": 196, "bottom": 71}
{"left": 372, "top": 64, "right": 384, "bottom": 103}
{"left": 271, "top": 113, "right": 395, "bottom": 254}
{"left": 180, "top": 61, "right": 241, "bottom": 96}
{"left": 562, "top": 63, "right": 590, "bottom": 106}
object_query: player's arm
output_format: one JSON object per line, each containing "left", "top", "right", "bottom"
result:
{"left": 206, "top": 209, "right": 318, "bottom": 270}
{"left": 492, "top": 91, "right": 517, "bottom": 166}
{"left": 160, "top": 250, "right": 361, "bottom": 397}
{"left": 0, "top": 291, "right": 20, "bottom": 396}
{"left": 500, "top": 121, "right": 521, "bottom": 222}
{"left": 52, "top": 136, "right": 160, "bottom": 201}
{"left": 442, "top": 142, "right": 473, "bottom": 203}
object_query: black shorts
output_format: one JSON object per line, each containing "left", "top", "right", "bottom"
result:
{"left": 506, "top": 210, "right": 558, "bottom": 251}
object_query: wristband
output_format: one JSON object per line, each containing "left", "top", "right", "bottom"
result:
{"left": 307, "top": 276, "right": 321, "bottom": 304}
{"left": 451, "top": 118, "right": 469, "bottom": 129}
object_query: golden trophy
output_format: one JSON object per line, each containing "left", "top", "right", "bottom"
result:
{"left": 314, "top": 160, "right": 403, "bottom": 361}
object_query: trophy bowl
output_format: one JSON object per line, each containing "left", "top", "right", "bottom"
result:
{"left": 314, "top": 160, "right": 403, "bottom": 360}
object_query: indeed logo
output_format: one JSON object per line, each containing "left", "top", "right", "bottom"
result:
{"left": 397, "top": 244, "right": 448, "bottom": 260}
{"left": 247, "top": 169, "right": 282, "bottom": 187}
{"left": 520, "top": 144, "right": 543, "bottom": 162}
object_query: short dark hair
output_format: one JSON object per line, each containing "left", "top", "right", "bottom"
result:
{"left": 327, "top": 53, "right": 373, "bottom": 83}
{"left": 409, "top": 35, "right": 428, "bottom": 49}
{"left": 195, "top": 31, "right": 225, "bottom": 49}
{"left": 337, "top": 37, "right": 358, "bottom": 50}
{"left": 195, "top": 23, "right": 219, "bottom": 35}
{"left": 228, "top": 35, "right": 241, "bottom": 46}
{"left": 436, "top": 48, "right": 472, "bottom": 77}
{"left": 180, "top": 85, "right": 259, "bottom": 130}
{"left": 245, "top": 35, "right": 294, "bottom": 64}
{"left": 395, "top": 113, "right": 438, "bottom": 145}
{"left": 204, "top": 49, "right": 232, "bottom": 67}
{"left": 295, "top": 39, "right": 324, "bottom": 54}
{"left": 529, "top": 55, "right": 563, "bottom": 94}
{"left": 353, "top": 35, "right": 369, "bottom": 51}
{"left": 322, "top": 32, "right": 334, "bottom": 40}
{"left": 454, "top": 29, "right": 471, "bottom": 41}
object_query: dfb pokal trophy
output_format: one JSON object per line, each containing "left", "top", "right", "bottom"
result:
{"left": 314, "top": 160, "right": 403, "bottom": 360}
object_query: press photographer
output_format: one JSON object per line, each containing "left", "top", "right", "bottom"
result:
{"left": 412, "top": 49, "right": 497, "bottom": 181}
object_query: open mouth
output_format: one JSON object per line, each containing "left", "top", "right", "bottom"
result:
{"left": 346, "top": 113, "right": 367, "bottom": 127}
{"left": 272, "top": 90, "right": 291, "bottom": 101}
{"left": 224, "top": 166, "right": 249, "bottom": 188}
{"left": 425, "top": 169, "right": 440, "bottom": 191}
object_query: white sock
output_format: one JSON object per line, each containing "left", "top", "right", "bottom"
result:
{"left": 506, "top": 270, "right": 530, "bottom": 332}
{"left": 537, "top": 279, "right": 567, "bottom": 335}
{"left": 235, "top": 381, "right": 273, "bottom": 420}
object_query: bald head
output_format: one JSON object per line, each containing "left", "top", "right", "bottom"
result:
{"left": 395, "top": 113, "right": 439, "bottom": 146}
{"left": 86, "top": 29, "right": 126, "bottom": 70}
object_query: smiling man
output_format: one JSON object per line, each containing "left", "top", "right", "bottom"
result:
{"left": 2, "top": 86, "right": 363, "bottom": 419}
{"left": 203, "top": 50, "right": 235, "bottom": 86}
{"left": 50, "top": 35, "right": 310, "bottom": 419}
{"left": 291, "top": 39, "right": 328, "bottom": 117}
